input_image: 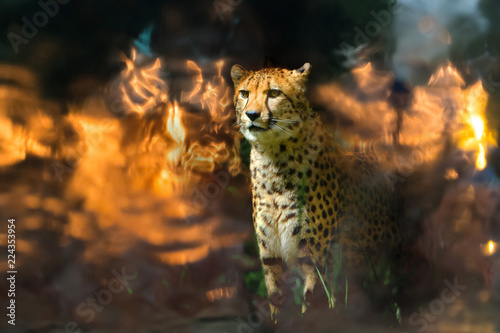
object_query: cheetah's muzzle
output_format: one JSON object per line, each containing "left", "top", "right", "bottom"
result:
{"left": 230, "top": 62, "right": 402, "bottom": 322}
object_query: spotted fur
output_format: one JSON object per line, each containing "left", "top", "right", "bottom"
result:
{"left": 231, "top": 63, "right": 401, "bottom": 321}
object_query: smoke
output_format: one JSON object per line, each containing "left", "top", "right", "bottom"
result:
{"left": 392, "top": 0, "right": 488, "bottom": 83}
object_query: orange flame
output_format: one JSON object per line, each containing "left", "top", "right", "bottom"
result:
{"left": 118, "top": 48, "right": 168, "bottom": 116}
{"left": 482, "top": 240, "right": 497, "bottom": 256}
{"left": 61, "top": 50, "right": 242, "bottom": 265}
{"left": 428, "top": 62, "right": 465, "bottom": 87}
{"left": 183, "top": 60, "right": 204, "bottom": 102}
{"left": 109, "top": 49, "right": 241, "bottom": 198}
{"left": 0, "top": 50, "right": 246, "bottom": 268}
{"left": 352, "top": 62, "right": 393, "bottom": 95}
{"left": 206, "top": 286, "right": 237, "bottom": 302}
{"left": 181, "top": 59, "right": 233, "bottom": 133}
{"left": 456, "top": 80, "right": 496, "bottom": 170}
{"left": 313, "top": 62, "right": 497, "bottom": 170}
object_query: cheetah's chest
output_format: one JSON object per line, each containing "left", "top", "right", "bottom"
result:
{"left": 252, "top": 168, "right": 303, "bottom": 263}
{"left": 250, "top": 144, "right": 340, "bottom": 264}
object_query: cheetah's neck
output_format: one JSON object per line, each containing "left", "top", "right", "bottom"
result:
{"left": 250, "top": 115, "right": 340, "bottom": 182}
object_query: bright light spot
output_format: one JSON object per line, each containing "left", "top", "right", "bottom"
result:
{"left": 444, "top": 168, "right": 458, "bottom": 180}
{"left": 471, "top": 115, "right": 484, "bottom": 141}
{"left": 488, "top": 240, "right": 495, "bottom": 255}
{"left": 483, "top": 240, "right": 497, "bottom": 256}
{"left": 476, "top": 143, "right": 486, "bottom": 170}
{"left": 206, "top": 286, "right": 237, "bottom": 302}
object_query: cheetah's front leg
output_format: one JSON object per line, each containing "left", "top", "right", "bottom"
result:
{"left": 298, "top": 250, "right": 336, "bottom": 313}
{"left": 261, "top": 256, "right": 286, "bottom": 323}
{"left": 297, "top": 257, "right": 318, "bottom": 313}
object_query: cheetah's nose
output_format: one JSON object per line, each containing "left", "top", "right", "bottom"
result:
{"left": 245, "top": 110, "right": 260, "bottom": 121}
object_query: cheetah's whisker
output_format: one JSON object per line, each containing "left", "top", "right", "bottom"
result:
{"left": 230, "top": 63, "right": 403, "bottom": 322}
{"left": 272, "top": 117, "right": 299, "bottom": 124}
{"left": 273, "top": 123, "right": 293, "bottom": 135}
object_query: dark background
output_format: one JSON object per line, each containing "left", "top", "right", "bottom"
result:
{"left": 0, "top": 0, "right": 422, "bottom": 96}
{"left": 2, "top": 0, "right": 500, "bottom": 143}
{"left": 1, "top": 1, "right": 500, "bottom": 332}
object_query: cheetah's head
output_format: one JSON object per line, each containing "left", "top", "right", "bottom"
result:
{"left": 230, "top": 63, "right": 311, "bottom": 145}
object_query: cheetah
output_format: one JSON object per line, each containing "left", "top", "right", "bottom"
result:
{"left": 231, "top": 63, "right": 402, "bottom": 321}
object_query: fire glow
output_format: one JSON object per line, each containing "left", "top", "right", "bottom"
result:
{"left": 206, "top": 286, "right": 237, "bottom": 302}
{"left": 2, "top": 53, "right": 497, "bottom": 267}
{"left": 482, "top": 240, "right": 498, "bottom": 256}
{"left": 313, "top": 62, "right": 497, "bottom": 171}
{"left": 428, "top": 63, "right": 496, "bottom": 170}
{"left": 459, "top": 78, "right": 495, "bottom": 170}
{"left": 113, "top": 49, "right": 240, "bottom": 198}
{"left": 119, "top": 48, "right": 168, "bottom": 116}
{"left": 0, "top": 49, "right": 247, "bottom": 266}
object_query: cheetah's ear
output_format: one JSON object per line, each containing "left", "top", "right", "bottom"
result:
{"left": 293, "top": 63, "right": 311, "bottom": 79}
{"left": 231, "top": 64, "right": 249, "bottom": 86}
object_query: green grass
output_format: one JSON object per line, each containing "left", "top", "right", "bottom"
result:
{"left": 290, "top": 272, "right": 305, "bottom": 306}
{"left": 231, "top": 254, "right": 256, "bottom": 267}
{"left": 355, "top": 240, "right": 402, "bottom": 325}
{"left": 243, "top": 270, "right": 267, "bottom": 298}
{"left": 315, "top": 266, "right": 333, "bottom": 308}
{"left": 179, "top": 264, "right": 188, "bottom": 289}
{"left": 345, "top": 276, "right": 348, "bottom": 309}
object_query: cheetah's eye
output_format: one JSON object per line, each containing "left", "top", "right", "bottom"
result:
{"left": 268, "top": 89, "right": 281, "bottom": 98}
{"left": 239, "top": 90, "right": 249, "bottom": 99}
